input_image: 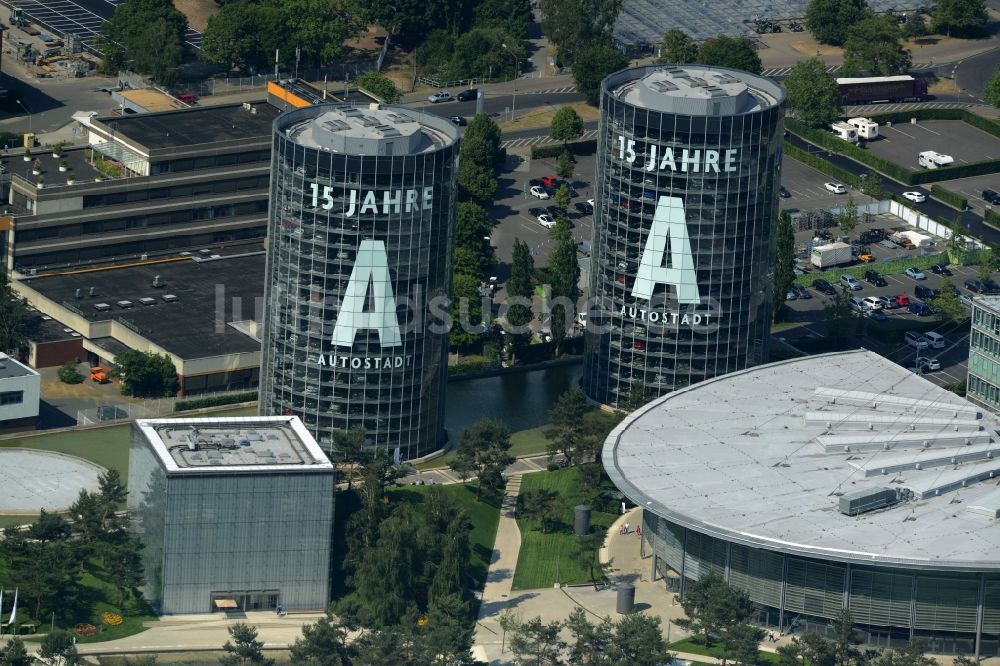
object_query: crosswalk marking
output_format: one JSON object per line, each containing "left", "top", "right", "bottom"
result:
{"left": 502, "top": 128, "right": 599, "bottom": 149}
{"left": 843, "top": 101, "right": 976, "bottom": 115}
{"left": 521, "top": 86, "right": 578, "bottom": 94}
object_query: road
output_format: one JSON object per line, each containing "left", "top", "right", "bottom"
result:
{"left": 955, "top": 46, "right": 1000, "bottom": 103}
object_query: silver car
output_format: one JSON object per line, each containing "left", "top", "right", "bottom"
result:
{"left": 428, "top": 91, "right": 452, "bottom": 103}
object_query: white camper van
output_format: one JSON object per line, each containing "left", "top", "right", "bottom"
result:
{"left": 918, "top": 151, "right": 954, "bottom": 169}
{"left": 831, "top": 121, "right": 859, "bottom": 144}
{"left": 847, "top": 117, "right": 879, "bottom": 140}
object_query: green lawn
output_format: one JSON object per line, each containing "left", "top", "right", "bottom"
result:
{"left": 670, "top": 637, "right": 782, "bottom": 665}
{"left": 511, "top": 465, "right": 619, "bottom": 590}
{"left": 387, "top": 483, "right": 502, "bottom": 589}
{"left": 414, "top": 423, "right": 555, "bottom": 471}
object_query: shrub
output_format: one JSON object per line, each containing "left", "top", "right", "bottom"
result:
{"left": 173, "top": 391, "right": 257, "bottom": 412}
{"left": 986, "top": 208, "right": 1000, "bottom": 227}
{"left": 547, "top": 462, "right": 560, "bottom": 472}
{"left": 530, "top": 140, "right": 597, "bottom": 160}
{"left": 57, "top": 360, "right": 84, "bottom": 384}
{"left": 930, "top": 184, "right": 967, "bottom": 210}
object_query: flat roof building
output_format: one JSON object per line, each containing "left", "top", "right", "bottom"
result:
{"left": 605, "top": 350, "right": 1000, "bottom": 658}
{"left": 0, "top": 352, "right": 39, "bottom": 433}
{"left": 968, "top": 296, "right": 1000, "bottom": 413}
{"left": 127, "top": 416, "right": 335, "bottom": 614}
{"left": 259, "top": 104, "right": 459, "bottom": 459}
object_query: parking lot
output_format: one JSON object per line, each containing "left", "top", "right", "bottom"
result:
{"left": 780, "top": 156, "right": 877, "bottom": 212}
{"left": 865, "top": 119, "right": 1000, "bottom": 169}
{"left": 926, "top": 171, "right": 1000, "bottom": 216}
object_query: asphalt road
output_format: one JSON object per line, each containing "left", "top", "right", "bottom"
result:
{"left": 416, "top": 90, "right": 587, "bottom": 122}
{"left": 955, "top": 46, "right": 1000, "bottom": 103}
{"left": 783, "top": 132, "right": 996, "bottom": 243}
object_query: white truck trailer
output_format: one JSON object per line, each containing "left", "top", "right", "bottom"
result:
{"left": 811, "top": 241, "right": 854, "bottom": 269}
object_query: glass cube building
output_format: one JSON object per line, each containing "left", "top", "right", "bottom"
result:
{"left": 583, "top": 65, "right": 785, "bottom": 408}
{"left": 127, "top": 416, "right": 336, "bottom": 615}
{"left": 968, "top": 296, "right": 1000, "bottom": 412}
{"left": 259, "top": 104, "right": 459, "bottom": 460}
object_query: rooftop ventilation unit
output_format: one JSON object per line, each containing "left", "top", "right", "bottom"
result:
{"left": 161, "top": 294, "right": 178, "bottom": 303}
{"left": 650, "top": 80, "right": 678, "bottom": 93}
{"left": 89, "top": 287, "right": 97, "bottom": 296}
{"left": 62, "top": 327, "right": 73, "bottom": 333}
{"left": 705, "top": 86, "right": 728, "bottom": 97}
{"left": 713, "top": 73, "right": 739, "bottom": 84}
{"left": 322, "top": 119, "right": 350, "bottom": 132}
{"left": 93, "top": 303, "right": 111, "bottom": 312}
{"left": 687, "top": 77, "right": 709, "bottom": 87}
{"left": 138, "top": 297, "right": 156, "bottom": 306}
{"left": 116, "top": 300, "right": 133, "bottom": 309}
{"left": 152, "top": 275, "right": 165, "bottom": 288}
{"left": 75, "top": 288, "right": 81, "bottom": 299}
{"left": 838, "top": 487, "right": 899, "bottom": 516}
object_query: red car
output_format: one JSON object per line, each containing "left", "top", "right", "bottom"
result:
{"left": 894, "top": 294, "right": 910, "bottom": 307}
{"left": 615, "top": 274, "right": 635, "bottom": 286}
{"left": 631, "top": 340, "right": 645, "bottom": 350}
{"left": 540, "top": 175, "right": 558, "bottom": 188}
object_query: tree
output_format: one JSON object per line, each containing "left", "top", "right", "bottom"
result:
{"left": 870, "top": 640, "right": 938, "bottom": 666}
{"left": 572, "top": 43, "right": 630, "bottom": 105}
{"left": 107, "top": 536, "right": 145, "bottom": 605}
{"left": 659, "top": 28, "right": 698, "bottom": 63}
{"left": 550, "top": 107, "right": 584, "bottom": 146}
{"left": 540, "top": 0, "right": 623, "bottom": 66}
{"left": 774, "top": 209, "right": 796, "bottom": 322}
{"left": 201, "top": 1, "right": 278, "bottom": 73}
{"left": 356, "top": 71, "right": 402, "bottom": 103}
{"left": 508, "top": 616, "right": 566, "bottom": 665}
{"left": 519, "top": 488, "right": 562, "bottom": 533}
{"left": 556, "top": 150, "right": 576, "bottom": 179}
{"left": 454, "top": 202, "right": 496, "bottom": 278}
{"left": 281, "top": 0, "right": 367, "bottom": 66}
{"left": 545, "top": 388, "right": 590, "bottom": 465}
{"left": 458, "top": 114, "right": 503, "bottom": 204}
{"left": 97, "top": 0, "right": 187, "bottom": 84}
{"left": 450, "top": 271, "right": 484, "bottom": 350}
{"left": 696, "top": 35, "right": 762, "bottom": 74}
{"left": 953, "top": 655, "right": 981, "bottom": 666}
{"left": 726, "top": 622, "right": 766, "bottom": 666}
{"left": 986, "top": 64, "right": 1000, "bottom": 108}
{"left": 932, "top": 0, "right": 987, "bottom": 36}
{"left": 823, "top": 290, "right": 858, "bottom": 349}
{"left": 978, "top": 246, "right": 997, "bottom": 282}
{"left": 37, "top": 630, "right": 81, "bottom": 666}
{"left": 110, "top": 350, "right": 178, "bottom": 397}
{"left": 458, "top": 160, "right": 499, "bottom": 205}
{"left": 674, "top": 572, "right": 755, "bottom": 647}
{"left": 860, "top": 169, "right": 884, "bottom": 197}
{"left": 57, "top": 360, "right": 84, "bottom": 384}
{"left": 806, "top": 0, "right": 872, "bottom": 45}
{"left": 784, "top": 58, "right": 841, "bottom": 128}
{"left": 450, "top": 419, "right": 514, "bottom": 499}
{"left": 0, "top": 637, "right": 34, "bottom": 666}
{"left": 547, "top": 217, "right": 581, "bottom": 353}
{"left": 843, "top": 16, "right": 912, "bottom": 76}
{"left": 0, "top": 274, "right": 29, "bottom": 355}
{"left": 555, "top": 184, "right": 572, "bottom": 211}
{"left": 330, "top": 426, "right": 367, "bottom": 490}
{"left": 619, "top": 379, "right": 652, "bottom": 412}
{"left": 505, "top": 238, "right": 536, "bottom": 362}
{"left": 570, "top": 532, "right": 604, "bottom": 590}
{"left": 565, "top": 608, "right": 612, "bottom": 664}
{"left": 901, "top": 11, "right": 928, "bottom": 39}
{"left": 609, "top": 613, "right": 672, "bottom": 665}
{"left": 220, "top": 623, "right": 274, "bottom": 666}
{"left": 931, "top": 279, "right": 966, "bottom": 324}
{"left": 837, "top": 197, "right": 859, "bottom": 236}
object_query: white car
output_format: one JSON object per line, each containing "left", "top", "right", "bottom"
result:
{"left": 427, "top": 91, "right": 452, "bottom": 103}
{"left": 905, "top": 267, "right": 927, "bottom": 280}
{"left": 537, "top": 213, "right": 555, "bottom": 228}
{"left": 587, "top": 198, "right": 595, "bottom": 208}
{"left": 915, "top": 356, "right": 941, "bottom": 372}
{"left": 905, "top": 331, "right": 929, "bottom": 350}
{"left": 824, "top": 182, "right": 847, "bottom": 194}
{"left": 903, "top": 191, "right": 927, "bottom": 203}
{"left": 529, "top": 185, "right": 550, "bottom": 199}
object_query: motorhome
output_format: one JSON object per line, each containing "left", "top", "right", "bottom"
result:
{"left": 918, "top": 151, "right": 954, "bottom": 169}
{"left": 831, "top": 121, "right": 858, "bottom": 144}
{"left": 847, "top": 117, "right": 879, "bottom": 140}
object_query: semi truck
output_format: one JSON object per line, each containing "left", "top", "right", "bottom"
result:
{"left": 847, "top": 117, "right": 879, "bottom": 140}
{"left": 918, "top": 151, "right": 954, "bottom": 169}
{"left": 811, "top": 241, "right": 853, "bottom": 269}
{"left": 836, "top": 75, "right": 929, "bottom": 104}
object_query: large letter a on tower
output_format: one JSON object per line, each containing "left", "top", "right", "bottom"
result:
{"left": 331, "top": 240, "right": 403, "bottom": 348}
{"left": 631, "top": 196, "right": 701, "bottom": 304}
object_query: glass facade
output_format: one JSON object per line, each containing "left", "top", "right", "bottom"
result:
{"left": 583, "top": 65, "right": 785, "bottom": 407}
{"left": 258, "top": 105, "right": 459, "bottom": 459}
{"left": 643, "top": 510, "right": 1000, "bottom": 657}
{"left": 968, "top": 299, "right": 1000, "bottom": 412}
{"left": 127, "top": 424, "right": 336, "bottom": 615}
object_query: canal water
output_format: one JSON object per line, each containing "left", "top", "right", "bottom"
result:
{"left": 443, "top": 362, "right": 583, "bottom": 439}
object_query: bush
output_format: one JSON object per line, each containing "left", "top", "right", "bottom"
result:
{"left": 530, "top": 140, "right": 597, "bottom": 160}
{"left": 355, "top": 71, "right": 402, "bottom": 104}
{"left": 547, "top": 462, "right": 560, "bottom": 472}
{"left": 57, "top": 360, "right": 84, "bottom": 384}
{"left": 173, "top": 391, "right": 256, "bottom": 412}
{"left": 930, "top": 184, "right": 968, "bottom": 210}
{"left": 986, "top": 208, "right": 1000, "bottom": 227}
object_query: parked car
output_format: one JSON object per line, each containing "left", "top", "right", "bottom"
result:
{"left": 930, "top": 264, "right": 952, "bottom": 276}
{"left": 960, "top": 293, "right": 975, "bottom": 307}
{"left": 536, "top": 213, "right": 555, "bottom": 228}
{"left": 966, "top": 278, "right": 987, "bottom": 293}
{"left": 575, "top": 201, "right": 594, "bottom": 214}
{"left": 840, "top": 275, "right": 862, "bottom": 291}
{"left": 908, "top": 300, "right": 932, "bottom": 316}
{"left": 786, "top": 289, "right": 798, "bottom": 300}
{"left": 862, "top": 296, "right": 883, "bottom": 310}
{"left": 848, "top": 296, "right": 866, "bottom": 312}
{"left": 864, "top": 269, "right": 887, "bottom": 286}
{"left": 540, "top": 175, "right": 558, "bottom": 188}
{"left": 894, "top": 294, "right": 910, "bottom": 307}
{"left": 824, "top": 182, "right": 847, "bottom": 194}
{"left": 779, "top": 186, "right": 791, "bottom": 198}
{"left": 457, "top": 88, "right": 479, "bottom": 102}
{"left": 428, "top": 91, "right": 452, "bottom": 103}
{"left": 914, "top": 285, "right": 939, "bottom": 300}
{"left": 877, "top": 295, "right": 895, "bottom": 309}
{"left": 985, "top": 279, "right": 1000, "bottom": 294}
{"left": 905, "top": 267, "right": 927, "bottom": 280}
{"left": 530, "top": 185, "right": 550, "bottom": 199}
{"left": 813, "top": 279, "right": 837, "bottom": 295}
{"left": 902, "top": 191, "right": 926, "bottom": 203}
{"left": 867, "top": 309, "right": 888, "bottom": 322}
{"left": 924, "top": 331, "right": 945, "bottom": 349}
{"left": 447, "top": 115, "right": 467, "bottom": 126}
{"left": 905, "top": 331, "right": 929, "bottom": 350}
{"left": 795, "top": 285, "right": 812, "bottom": 299}
{"left": 984, "top": 188, "right": 1000, "bottom": 205}
{"left": 915, "top": 356, "right": 941, "bottom": 372}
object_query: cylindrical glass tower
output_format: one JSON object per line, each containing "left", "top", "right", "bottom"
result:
{"left": 583, "top": 65, "right": 786, "bottom": 408}
{"left": 259, "top": 104, "right": 459, "bottom": 460}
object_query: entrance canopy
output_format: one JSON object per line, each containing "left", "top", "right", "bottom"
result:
{"left": 213, "top": 599, "right": 238, "bottom": 610}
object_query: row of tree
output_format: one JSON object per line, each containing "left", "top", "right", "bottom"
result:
{"left": 659, "top": 31, "right": 763, "bottom": 74}
{"left": 806, "top": 0, "right": 987, "bottom": 45}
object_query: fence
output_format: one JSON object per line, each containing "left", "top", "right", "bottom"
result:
{"left": 173, "top": 62, "right": 380, "bottom": 98}
{"left": 823, "top": 199, "right": 983, "bottom": 249}
{"left": 75, "top": 388, "right": 256, "bottom": 426}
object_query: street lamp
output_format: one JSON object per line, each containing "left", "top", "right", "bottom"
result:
{"left": 501, "top": 43, "right": 520, "bottom": 121}
{"left": 14, "top": 99, "right": 32, "bottom": 143}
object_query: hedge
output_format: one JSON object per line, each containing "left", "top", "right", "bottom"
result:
{"left": 986, "top": 208, "right": 1000, "bottom": 227}
{"left": 174, "top": 391, "right": 257, "bottom": 412}
{"left": 930, "top": 184, "right": 968, "bottom": 211}
{"left": 793, "top": 252, "right": 945, "bottom": 287}
{"left": 529, "top": 139, "right": 597, "bottom": 159}
{"left": 785, "top": 144, "right": 861, "bottom": 188}
{"left": 787, "top": 111, "right": 1000, "bottom": 186}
